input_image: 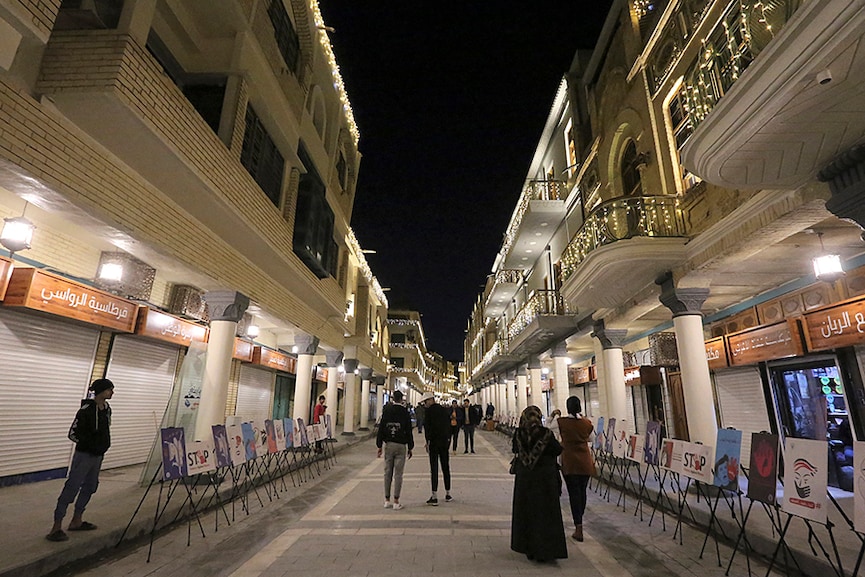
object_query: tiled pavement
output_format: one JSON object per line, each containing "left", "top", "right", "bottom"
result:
{"left": 5, "top": 429, "right": 800, "bottom": 577}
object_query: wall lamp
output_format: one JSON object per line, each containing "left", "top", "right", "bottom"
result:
{"left": 813, "top": 232, "right": 844, "bottom": 282}
{"left": 0, "top": 203, "right": 35, "bottom": 258}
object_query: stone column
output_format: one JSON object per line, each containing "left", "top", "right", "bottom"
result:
{"left": 195, "top": 291, "right": 248, "bottom": 441}
{"left": 503, "top": 377, "right": 512, "bottom": 420}
{"left": 592, "top": 320, "right": 628, "bottom": 424}
{"left": 359, "top": 368, "right": 372, "bottom": 430}
{"left": 657, "top": 274, "right": 718, "bottom": 445}
{"left": 375, "top": 376, "right": 385, "bottom": 423}
{"left": 517, "top": 366, "right": 529, "bottom": 418}
{"left": 342, "top": 358, "right": 358, "bottom": 436}
{"left": 325, "top": 350, "right": 343, "bottom": 427}
{"left": 292, "top": 333, "right": 319, "bottom": 423}
{"left": 551, "top": 342, "right": 570, "bottom": 415}
{"left": 528, "top": 356, "right": 545, "bottom": 415}
{"left": 593, "top": 336, "right": 608, "bottom": 417}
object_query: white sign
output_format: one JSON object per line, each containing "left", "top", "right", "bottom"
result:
{"left": 186, "top": 438, "right": 216, "bottom": 475}
{"left": 783, "top": 438, "right": 827, "bottom": 523}
{"left": 680, "top": 441, "right": 713, "bottom": 483}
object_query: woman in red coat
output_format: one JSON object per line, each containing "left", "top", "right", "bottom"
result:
{"left": 557, "top": 396, "right": 596, "bottom": 542}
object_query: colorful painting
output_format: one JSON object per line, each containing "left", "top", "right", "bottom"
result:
{"left": 283, "top": 418, "right": 295, "bottom": 449}
{"left": 747, "top": 432, "right": 779, "bottom": 504}
{"left": 186, "top": 438, "right": 216, "bottom": 476}
{"left": 782, "top": 437, "right": 827, "bottom": 522}
{"left": 241, "top": 422, "right": 257, "bottom": 461}
{"left": 296, "top": 418, "right": 310, "bottom": 448}
{"left": 644, "top": 421, "right": 661, "bottom": 465}
{"left": 211, "top": 425, "right": 232, "bottom": 468}
{"left": 713, "top": 428, "right": 742, "bottom": 492}
{"left": 614, "top": 422, "right": 628, "bottom": 457}
{"left": 660, "top": 439, "right": 683, "bottom": 473}
{"left": 253, "top": 421, "right": 268, "bottom": 457}
{"left": 227, "top": 423, "right": 246, "bottom": 466}
{"left": 161, "top": 427, "right": 187, "bottom": 481}
{"left": 594, "top": 417, "right": 604, "bottom": 451}
{"left": 626, "top": 435, "right": 642, "bottom": 462}
{"left": 273, "top": 419, "right": 286, "bottom": 450}
{"left": 604, "top": 418, "right": 616, "bottom": 454}
{"left": 265, "top": 420, "right": 278, "bottom": 453}
{"left": 325, "top": 414, "right": 333, "bottom": 439}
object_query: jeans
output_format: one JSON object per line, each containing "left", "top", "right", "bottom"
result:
{"left": 428, "top": 443, "right": 451, "bottom": 492}
{"left": 383, "top": 442, "right": 408, "bottom": 500}
{"left": 450, "top": 426, "right": 461, "bottom": 451}
{"left": 563, "top": 474, "right": 590, "bottom": 525}
{"left": 463, "top": 425, "right": 475, "bottom": 451}
{"left": 54, "top": 450, "right": 103, "bottom": 522}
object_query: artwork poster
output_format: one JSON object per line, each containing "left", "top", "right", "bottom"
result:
{"left": 644, "top": 421, "right": 661, "bottom": 465}
{"left": 680, "top": 441, "right": 713, "bottom": 483}
{"left": 782, "top": 437, "right": 827, "bottom": 523}
{"left": 186, "top": 438, "right": 216, "bottom": 476}
{"left": 226, "top": 423, "right": 246, "bottom": 466}
{"left": 747, "top": 432, "right": 779, "bottom": 505}
{"left": 161, "top": 427, "right": 187, "bottom": 481}
{"left": 211, "top": 424, "right": 232, "bottom": 468}
{"left": 241, "top": 422, "right": 257, "bottom": 461}
{"left": 713, "top": 428, "right": 742, "bottom": 492}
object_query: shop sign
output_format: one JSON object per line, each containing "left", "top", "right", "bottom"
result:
{"left": 233, "top": 338, "right": 254, "bottom": 362}
{"left": 705, "top": 337, "right": 728, "bottom": 370}
{"left": 3, "top": 267, "right": 137, "bottom": 332}
{"left": 727, "top": 319, "right": 804, "bottom": 366}
{"left": 252, "top": 346, "right": 297, "bottom": 373}
{"left": 0, "top": 256, "right": 12, "bottom": 301}
{"left": 624, "top": 365, "right": 662, "bottom": 387}
{"left": 570, "top": 365, "right": 592, "bottom": 385}
{"left": 315, "top": 366, "right": 328, "bottom": 382}
{"left": 802, "top": 297, "right": 865, "bottom": 353}
{"left": 136, "top": 307, "right": 207, "bottom": 346}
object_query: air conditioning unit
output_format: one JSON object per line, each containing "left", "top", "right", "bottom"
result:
{"left": 167, "top": 284, "right": 208, "bottom": 321}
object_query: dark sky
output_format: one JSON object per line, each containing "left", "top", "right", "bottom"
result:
{"left": 319, "top": 1, "right": 614, "bottom": 362}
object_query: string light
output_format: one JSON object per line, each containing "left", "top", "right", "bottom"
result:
{"left": 346, "top": 228, "right": 387, "bottom": 308}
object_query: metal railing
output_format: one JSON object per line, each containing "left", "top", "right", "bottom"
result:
{"left": 500, "top": 180, "right": 566, "bottom": 260}
{"left": 507, "top": 289, "right": 569, "bottom": 341}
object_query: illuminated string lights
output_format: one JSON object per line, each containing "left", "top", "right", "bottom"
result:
{"left": 346, "top": 228, "right": 387, "bottom": 308}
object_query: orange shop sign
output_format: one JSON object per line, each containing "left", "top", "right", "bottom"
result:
{"left": 136, "top": 307, "right": 207, "bottom": 346}
{"left": 252, "top": 346, "right": 297, "bottom": 373}
{"left": 234, "top": 338, "right": 254, "bottom": 362}
{"left": 705, "top": 337, "right": 728, "bottom": 370}
{"left": 0, "top": 256, "right": 12, "bottom": 301}
{"left": 3, "top": 267, "right": 138, "bottom": 332}
{"left": 802, "top": 296, "right": 865, "bottom": 352}
{"left": 726, "top": 319, "right": 804, "bottom": 366}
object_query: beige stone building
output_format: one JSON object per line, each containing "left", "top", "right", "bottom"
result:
{"left": 387, "top": 309, "right": 457, "bottom": 404}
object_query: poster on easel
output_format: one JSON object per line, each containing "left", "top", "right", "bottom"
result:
{"left": 325, "top": 414, "right": 333, "bottom": 439}
{"left": 604, "top": 418, "right": 616, "bottom": 454}
{"left": 644, "top": 421, "right": 661, "bottom": 465}
{"left": 273, "top": 419, "right": 286, "bottom": 450}
{"left": 680, "top": 441, "right": 713, "bottom": 483}
{"left": 186, "top": 438, "right": 216, "bottom": 475}
{"left": 854, "top": 442, "right": 865, "bottom": 532}
{"left": 747, "top": 432, "right": 779, "bottom": 504}
{"left": 614, "top": 421, "right": 628, "bottom": 457}
{"left": 713, "top": 429, "right": 742, "bottom": 492}
{"left": 782, "top": 437, "right": 827, "bottom": 523}
{"left": 265, "top": 420, "right": 278, "bottom": 453}
{"left": 241, "top": 422, "right": 257, "bottom": 461}
{"left": 161, "top": 427, "right": 188, "bottom": 480}
{"left": 212, "top": 425, "right": 232, "bottom": 468}
{"left": 283, "top": 418, "right": 295, "bottom": 449}
{"left": 317, "top": 423, "right": 328, "bottom": 441}
{"left": 625, "top": 435, "right": 643, "bottom": 463}
{"left": 295, "top": 418, "right": 310, "bottom": 448}
{"left": 594, "top": 417, "right": 605, "bottom": 451}
{"left": 253, "top": 421, "right": 268, "bottom": 457}
{"left": 660, "top": 439, "right": 683, "bottom": 473}
{"left": 227, "top": 423, "right": 246, "bottom": 466}
{"left": 310, "top": 422, "right": 322, "bottom": 442}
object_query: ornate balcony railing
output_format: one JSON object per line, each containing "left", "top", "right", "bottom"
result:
{"left": 508, "top": 290, "right": 569, "bottom": 341}
{"left": 560, "top": 196, "right": 685, "bottom": 282}
{"left": 483, "top": 268, "right": 523, "bottom": 310}
{"left": 500, "top": 179, "right": 565, "bottom": 260}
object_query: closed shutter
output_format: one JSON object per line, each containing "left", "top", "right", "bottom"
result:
{"left": 236, "top": 365, "right": 274, "bottom": 423}
{"left": 0, "top": 308, "right": 99, "bottom": 477}
{"left": 102, "top": 336, "right": 179, "bottom": 469}
{"left": 713, "top": 366, "right": 770, "bottom": 469}
{"left": 632, "top": 385, "right": 648, "bottom": 434}
{"left": 588, "top": 383, "right": 600, "bottom": 418}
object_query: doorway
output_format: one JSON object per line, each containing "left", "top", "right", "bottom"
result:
{"left": 273, "top": 373, "right": 295, "bottom": 420}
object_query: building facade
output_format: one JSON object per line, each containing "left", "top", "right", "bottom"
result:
{"left": 387, "top": 308, "right": 457, "bottom": 405}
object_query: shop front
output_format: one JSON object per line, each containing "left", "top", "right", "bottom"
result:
{"left": 569, "top": 365, "right": 599, "bottom": 417}
{"left": 235, "top": 346, "right": 296, "bottom": 424}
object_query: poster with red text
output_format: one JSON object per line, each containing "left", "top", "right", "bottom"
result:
{"left": 680, "top": 441, "right": 713, "bottom": 483}
{"left": 782, "top": 437, "right": 827, "bottom": 523}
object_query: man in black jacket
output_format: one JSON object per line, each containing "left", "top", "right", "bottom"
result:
{"left": 463, "top": 399, "right": 483, "bottom": 453}
{"left": 376, "top": 389, "right": 413, "bottom": 510}
{"left": 47, "top": 378, "right": 114, "bottom": 542}
{"left": 421, "top": 392, "right": 452, "bottom": 505}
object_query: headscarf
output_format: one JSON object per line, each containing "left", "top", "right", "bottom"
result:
{"left": 513, "top": 406, "right": 553, "bottom": 470}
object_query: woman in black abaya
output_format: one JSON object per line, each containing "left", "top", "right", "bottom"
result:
{"left": 510, "top": 405, "right": 567, "bottom": 562}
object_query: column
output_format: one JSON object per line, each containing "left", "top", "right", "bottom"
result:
{"left": 593, "top": 336, "right": 608, "bottom": 417}
{"left": 325, "top": 350, "right": 343, "bottom": 427}
{"left": 503, "top": 377, "right": 512, "bottom": 420}
{"left": 658, "top": 274, "right": 718, "bottom": 445}
{"left": 342, "top": 358, "right": 358, "bottom": 436}
{"left": 375, "top": 376, "right": 385, "bottom": 423}
{"left": 292, "top": 333, "right": 319, "bottom": 423}
{"left": 517, "top": 366, "right": 529, "bottom": 418}
{"left": 592, "top": 320, "right": 628, "bottom": 423}
{"left": 358, "top": 368, "right": 372, "bottom": 430}
{"left": 528, "top": 356, "right": 544, "bottom": 415}
{"left": 195, "top": 290, "right": 248, "bottom": 441}
{"left": 551, "top": 342, "right": 570, "bottom": 415}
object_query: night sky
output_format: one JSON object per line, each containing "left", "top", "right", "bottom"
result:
{"left": 319, "top": 2, "right": 615, "bottom": 363}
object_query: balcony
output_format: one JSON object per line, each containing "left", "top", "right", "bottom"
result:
{"left": 484, "top": 269, "right": 522, "bottom": 319}
{"left": 681, "top": 0, "right": 865, "bottom": 189}
{"left": 497, "top": 180, "right": 567, "bottom": 271}
{"left": 559, "top": 195, "right": 688, "bottom": 310}
{"left": 507, "top": 289, "right": 579, "bottom": 357}
{"left": 471, "top": 338, "right": 521, "bottom": 381}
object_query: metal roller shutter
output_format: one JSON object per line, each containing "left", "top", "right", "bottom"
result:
{"left": 713, "top": 366, "right": 771, "bottom": 470}
{"left": 236, "top": 365, "right": 274, "bottom": 423}
{"left": 102, "top": 336, "right": 179, "bottom": 469}
{"left": 0, "top": 308, "right": 99, "bottom": 477}
{"left": 588, "top": 382, "right": 600, "bottom": 418}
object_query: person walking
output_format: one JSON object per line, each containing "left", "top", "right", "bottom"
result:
{"left": 510, "top": 405, "right": 567, "bottom": 563}
{"left": 47, "top": 378, "right": 115, "bottom": 542}
{"left": 313, "top": 395, "right": 327, "bottom": 453}
{"left": 449, "top": 399, "right": 463, "bottom": 454}
{"left": 415, "top": 401, "right": 426, "bottom": 434}
{"left": 376, "top": 389, "right": 413, "bottom": 510}
{"left": 558, "top": 396, "right": 596, "bottom": 542}
{"left": 462, "top": 399, "right": 482, "bottom": 453}
{"left": 421, "top": 392, "right": 452, "bottom": 505}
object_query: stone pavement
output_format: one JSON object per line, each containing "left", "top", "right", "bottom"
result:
{"left": 2, "top": 427, "right": 803, "bottom": 577}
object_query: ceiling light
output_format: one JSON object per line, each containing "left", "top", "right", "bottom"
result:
{"left": 813, "top": 232, "right": 844, "bottom": 282}
{"left": 0, "top": 205, "right": 35, "bottom": 256}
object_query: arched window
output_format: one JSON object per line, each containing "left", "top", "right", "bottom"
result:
{"left": 621, "top": 140, "right": 642, "bottom": 196}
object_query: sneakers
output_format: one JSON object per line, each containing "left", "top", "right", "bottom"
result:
{"left": 392, "top": 503, "right": 404, "bottom": 510}
{"left": 384, "top": 500, "right": 391, "bottom": 509}
{"left": 426, "top": 497, "right": 438, "bottom": 506}
{"left": 445, "top": 494, "right": 453, "bottom": 502}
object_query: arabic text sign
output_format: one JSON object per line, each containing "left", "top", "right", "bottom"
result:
{"left": 705, "top": 337, "right": 728, "bottom": 370}
{"left": 136, "top": 307, "right": 207, "bottom": 346}
{"left": 803, "top": 298, "right": 865, "bottom": 352}
{"left": 3, "top": 267, "right": 138, "bottom": 332}
{"left": 727, "top": 319, "right": 803, "bottom": 366}
{"left": 252, "top": 346, "right": 297, "bottom": 373}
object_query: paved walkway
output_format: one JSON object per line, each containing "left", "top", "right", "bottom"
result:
{"left": 3, "top": 429, "right": 799, "bottom": 577}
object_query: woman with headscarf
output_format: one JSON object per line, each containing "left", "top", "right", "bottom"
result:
{"left": 510, "top": 405, "right": 567, "bottom": 563}
{"left": 558, "top": 396, "right": 596, "bottom": 542}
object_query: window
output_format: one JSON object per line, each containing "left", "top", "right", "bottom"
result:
{"left": 391, "top": 334, "right": 406, "bottom": 344}
{"left": 336, "top": 152, "right": 348, "bottom": 191}
{"left": 564, "top": 119, "right": 578, "bottom": 178}
{"left": 620, "top": 141, "right": 642, "bottom": 196}
{"left": 293, "top": 144, "right": 338, "bottom": 278}
{"left": 668, "top": 89, "right": 701, "bottom": 192}
{"left": 241, "top": 106, "right": 285, "bottom": 207}
{"left": 392, "top": 357, "right": 405, "bottom": 369}
{"left": 267, "top": 0, "right": 301, "bottom": 75}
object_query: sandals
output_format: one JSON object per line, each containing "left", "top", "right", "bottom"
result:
{"left": 68, "top": 521, "right": 97, "bottom": 531}
{"left": 45, "top": 530, "right": 68, "bottom": 542}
